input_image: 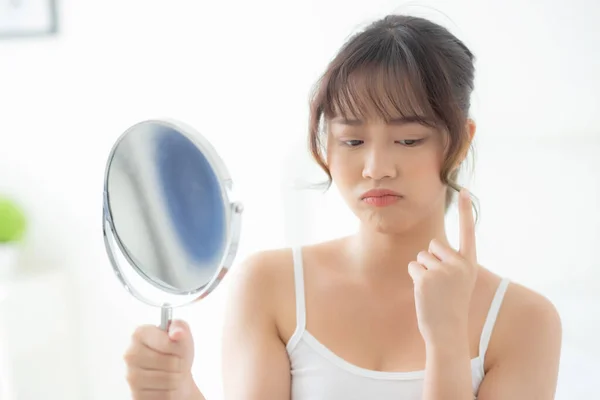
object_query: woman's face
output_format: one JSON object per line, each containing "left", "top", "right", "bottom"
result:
{"left": 326, "top": 116, "right": 451, "bottom": 234}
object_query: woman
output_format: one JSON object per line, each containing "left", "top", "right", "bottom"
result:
{"left": 123, "top": 14, "right": 562, "bottom": 400}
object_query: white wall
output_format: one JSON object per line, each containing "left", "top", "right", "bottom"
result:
{"left": 0, "top": 0, "right": 598, "bottom": 399}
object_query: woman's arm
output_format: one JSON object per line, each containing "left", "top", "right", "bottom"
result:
{"left": 422, "top": 333, "right": 474, "bottom": 400}
{"left": 476, "top": 288, "right": 562, "bottom": 399}
{"left": 221, "top": 251, "right": 292, "bottom": 400}
{"left": 421, "top": 288, "right": 562, "bottom": 400}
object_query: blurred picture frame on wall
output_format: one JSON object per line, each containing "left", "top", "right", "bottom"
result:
{"left": 0, "top": 0, "right": 58, "bottom": 39}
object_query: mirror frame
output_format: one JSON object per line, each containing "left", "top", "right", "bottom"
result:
{"left": 102, "top": 118, "right": 243, "bottom": 308}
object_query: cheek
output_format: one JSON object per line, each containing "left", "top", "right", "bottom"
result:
{"left": 407, "top": 157, "right": 442, "bottom": 180}
{"left": 404, "top": 151, "right": 446, "bottom": 193}
{"left": 327, "top": 151, "right": 358, "bottom": 184}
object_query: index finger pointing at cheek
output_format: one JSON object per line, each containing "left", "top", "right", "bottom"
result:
{"left": 459, "top": 188, "right": 477, "bottom": 264}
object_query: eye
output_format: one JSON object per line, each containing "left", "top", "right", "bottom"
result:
{"left": 396, "top": 139, "right": 424, "bottom": 147}
{"left": 343, "top": 140, "right": 364, "bottom": 147}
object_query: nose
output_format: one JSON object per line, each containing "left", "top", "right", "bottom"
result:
{"left": 362, "top": 145, "right": 397, "bottom": 181}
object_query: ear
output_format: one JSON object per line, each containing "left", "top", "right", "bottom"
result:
{"left": 466, "top": 118, "right": 476, "bottom": 141}
{"left": 454, "top": 119, "right": 477, "bottom": 170}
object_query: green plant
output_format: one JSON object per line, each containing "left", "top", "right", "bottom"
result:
{"left": 0, "top": 196, "right": 27, "bottom": 243}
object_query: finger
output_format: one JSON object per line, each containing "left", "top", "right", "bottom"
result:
{"left": 416, "top": 251, "right": 443, "bottom": 270}
{"left": 126, "top": 367, "right": 181, "bottom": 390}
{"left": 428, "top": 239, "right": 461, "bottom": 265}
{"left": 167, "top": 320, "right": 195, "bottom": 361}
{"left": 133, "top": 325, "right": 180, "bottom": 357}
{"left": 132, "top": 390, "right": 175, "bottom": 400}
{"left": 168, "top": 319, "right": 191, "bottom": 341}
{"left": 458, "top": 188, "right": 477, "bottom": 263}
{"left": 408, "top": 261, "right": 426, "bottom": 281}
{"left": 124, "top": 342, "right": 182, "bottom": 372}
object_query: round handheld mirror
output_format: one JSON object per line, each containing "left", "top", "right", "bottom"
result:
{"left": 102, "top": 119, "right": 243, "bottom": 330}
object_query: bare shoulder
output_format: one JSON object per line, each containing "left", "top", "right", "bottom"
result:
{"left": 231, "top": 248, "right": 295, "bottom": 283}
{"left": 477, "top": 276, "right": 563, "bottom": 398}
{"left": 229, "top": 238, "right": 344, "bottom": 286}
{"left": 226, "top": 248, "right": 295, "bottom": 308}
{"left": 487, "top": 277, "right": 562, "bottom": 368}
{"left": 224, "top": 241, "right": 343, "bottom": 341}
{"left": 502, "top": 281, "right": 562, "bottom": 340}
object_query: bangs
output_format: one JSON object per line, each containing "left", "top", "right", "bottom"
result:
{"left": 323, "top": 42, "right": 440, "bottom": 128}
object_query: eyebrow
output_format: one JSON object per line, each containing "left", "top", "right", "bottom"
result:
{"left": 330, "top": 116, "right": 436, "bottom": 126}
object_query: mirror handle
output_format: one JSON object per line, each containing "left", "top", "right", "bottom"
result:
{"left": 160, "top": 306, "right": 172, "bottom": 331}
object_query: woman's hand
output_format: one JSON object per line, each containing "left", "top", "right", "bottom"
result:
{"left": 123, "top": 320, "right": 205, "bottom": 400}
{"left": 408, "top": 189, "right": 478, "bottom": 346}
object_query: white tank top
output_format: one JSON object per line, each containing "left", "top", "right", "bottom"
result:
{"left": 286, "top": 247, "right": 510, "bottom": 400}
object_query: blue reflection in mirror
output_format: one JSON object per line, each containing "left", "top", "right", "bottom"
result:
{"left": 154, "top": 126, "right": 227, "bottom": 266}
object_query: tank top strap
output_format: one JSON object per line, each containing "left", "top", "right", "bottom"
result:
{"left": 286, "top": 246, "right": 306, "bottom": 352}
{"left": 479, "top": 277, "right": 510, "bottom": 363}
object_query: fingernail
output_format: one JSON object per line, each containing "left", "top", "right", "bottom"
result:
{"left": 461, "top": 188, "right": 470, "bottom": 199}
{"left": 169, "top": 327, "right": 182, "bottom": 339}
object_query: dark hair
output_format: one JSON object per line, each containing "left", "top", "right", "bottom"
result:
{"left": 308, "top": 14, "right": 479, "bottom": 219}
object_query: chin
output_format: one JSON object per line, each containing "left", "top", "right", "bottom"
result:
{"left": 361, "top": 209, "right": 416, "bottom": 235}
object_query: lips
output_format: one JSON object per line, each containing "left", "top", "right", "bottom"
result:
{"left": 360, "top": 188, "right": 403, "bottom": 207}
{"left": 360, "top": 188, "right": 402, "bottom": 199}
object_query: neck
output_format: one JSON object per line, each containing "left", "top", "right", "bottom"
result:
{"left": 346, "top": 211, "right": 450, "bottom": 284}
